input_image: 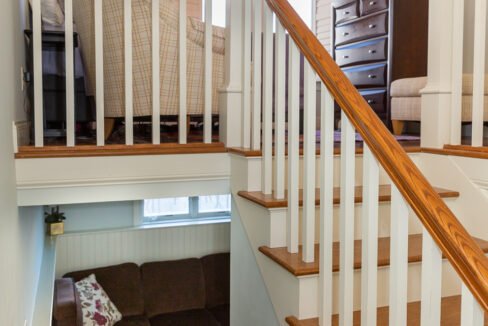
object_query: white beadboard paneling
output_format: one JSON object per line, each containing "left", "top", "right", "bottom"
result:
{"left": 55, "top": 222, "right": 231, "bottom": 277}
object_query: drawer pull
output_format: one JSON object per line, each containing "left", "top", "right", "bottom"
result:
{"left": 369, "top": 1, "right": 377, "bottom": 5}
{"left": 369, "top": 24, "right": 377, "bottom": 29}
{"left": 369, "top": 50, "right": 377, "bottom": 54}
{"left": 343, "top": 32, "right": 349, "bottom": 36}
{"left": 367, "top": 99, "right": 376, "bottom": 104}
{"left": 343, "top": 55, "right": 349, "bottom": 59}
{"left": 368, "top": 74, "right": 377, "bottom": 79}
{"left": 343, "top": 11, "right": 350, "bottom": 15}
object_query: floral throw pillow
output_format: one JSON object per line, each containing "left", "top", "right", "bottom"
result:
{"left": 75, "top": 274, "right": 122, "bottom": 326}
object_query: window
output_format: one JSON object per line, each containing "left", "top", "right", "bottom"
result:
{"left": 142, "top": 195, "right": 231, "bottom": 225}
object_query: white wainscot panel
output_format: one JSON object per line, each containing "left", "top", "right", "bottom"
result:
{"left": 55, "top": 222, "right": 231, "bottom": 278}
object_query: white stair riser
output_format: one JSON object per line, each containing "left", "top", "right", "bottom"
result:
{"left": 296, "top": 260, "right": 462, "bottom": 320}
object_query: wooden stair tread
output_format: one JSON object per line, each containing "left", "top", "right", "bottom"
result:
{"left": 238, "top": 185, "right": 459, "bottom": 209}
{"left": 259, "top": 234, "right": 488, "bottom": 277}
{"left": 285, "top": 295, "right": 488, "bottom": 326}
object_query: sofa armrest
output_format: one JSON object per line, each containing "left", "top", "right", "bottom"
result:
{"left": 53, "top": 278, "right": 82, "bottom": 326}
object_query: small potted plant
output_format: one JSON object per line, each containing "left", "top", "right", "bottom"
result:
{"left": 45, "top": 206, "right": 66, "bottom": 236}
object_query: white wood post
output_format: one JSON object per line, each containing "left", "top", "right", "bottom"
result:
{"left": 95, "top": 0, "right": 105, "bottom": 146}
{"left": 241, "top": 0, "right": 251, "bottom": 148}
{"left": 179, "top": 0, "right": 187, "bottom": 144}
{"left": 261, "top": 4, "right": 273, "bottom": 195}
{"left": 251, "top": 0, "right": 262, "bottom": 151}
{"left": 361, "top": 145, "right": 379, "bottom": 326}
{"left": 319, "top": 83, "right": 334, "bottom": 326}
{"left": 124, "top": 0, "right": 134, "bottom": 145}
{"left": 420, "top": 0, "right": 454, "bottom": 148}
{"left": 461, "top": 284, "right": 485, "bottom": 326}
{"left": 152, "top": 0, "right": 161, "bottom": 145}
{"left": 65, "top": 0, "right": 75, "bottom": 147}
{"left": 273, "top": 21, "right": 286, "bottom": 200}
{"left": 302, "top": 61, "right": 316, "bottom": 263}
{"left": 450, "top": 0, "right": 464, "bottom": 145}
{"left": 287, "top": 41, "right": 300, "bottom": 254}
{"left": 420, "top": 229, "right": 442, "bottom": 326}
{"left": 339, "top": 113, "right": 355, "bottom": 326}
{"left": 32, "top": 0, "right": 44, "bottom": 147}
{"left": 219, "top": 0, "right": 244, "bottom": 147}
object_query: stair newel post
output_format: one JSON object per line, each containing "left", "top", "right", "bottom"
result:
{"left": 319, "top": 83, "right": 335, "bottom": 326}
{"left": 262, "top": 3, "right": 274, "bottom": 195}
{"left": 420, "top": 0, "right": 455, "bottom": 148}
{"left": 360, "top": 145, "right": 379, "bottom": 326}
{"left": 339, "top": 113, "right": 356, "bottom": 326}
{"left": 420, "top": 229, "right": 442, "bottom": 325}
{"left": 219, "top": 0, "right": 244, "bottom": 147}
{"left": 287, "top": 41, "right": 300, "bottom": 254}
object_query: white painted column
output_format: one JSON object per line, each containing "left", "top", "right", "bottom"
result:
{"left": 251, "top": 0, "right": 262, "bottom": 151}
{"left": 261, "top": 4, "right": 273, "bottom": 195}
{"left": 461, "top": 284, "right": 485, "bottom": 326}
{"left": 420, "top": 229, "right": 442, "bottom": 326}
{"left": 124, "top": 0, "right": 134, "bottom": 145}
{"left": 204, "top": 0, "right": 214, "bottom": 144}
{"left": 339, "top": 113, "right": 355, "bottom": 326}
{"left": 361, "top": 145, "right": 379, "bottom": 326}
{"left": 219, "top": 0, "right": 245, "bottom": 147}
{"left": 65, "top": 0, "right": 75, "bottom": 147}
{"left": 152, "top": 0, "right": 161, "bottom": 145}
{"left": 450, "top": 0, "right": 464, "bottom": 145}
{"left": 241, "top": 0, "right": 251, "bottom": 148}
{"left": 319, "top": 83, "right": 334, "bottom": 326}
{"left": 32, "top": 0, "right": 44, "bottom": 147}
{"left": 287, "top": 41, "right": 300, "bottom": 254}
{"left": 273, "top": 21, "right": 286, "bottom": 199}
{"left": 95, "top": 0, "right": 105, "bottom": 146}
{"left": 302, "top": 61, "right": 316, "bottom": 263}
{"left": 420, "top": 0, "right": 454, "bottom": 148}
{"left": 179, "top": 0, "right": 187, "bottom": 144}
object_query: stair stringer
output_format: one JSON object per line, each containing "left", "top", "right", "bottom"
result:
{"left": 418, "top": 153, "right": 488, "bottom": 240}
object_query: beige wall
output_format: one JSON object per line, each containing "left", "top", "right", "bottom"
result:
{"left": 316, "top": 0, "right": 333, "bottom": 52}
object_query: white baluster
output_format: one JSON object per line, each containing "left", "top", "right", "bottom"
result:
{"left": 152, "top": 0, "right": 161, "bottom": 145}
{"left": 303, "top": 61, "right": 316, "bottom": 263}
{"left": 472, "top": 0, "right": 486, "bottom": 147}
{"left": 274, "top": 21, "right": 286, "bottom": 199}
{"left": 94, "top": 0, "right": 104, "bottom": 146}
{"left": 204, "top": 0, "right": 213, "bottom": 144}
{"left": 65, "top": 0, "right": 75, "bottom": 147}
{"left": 179, "top": 0, "right": 187, "bottom": 144}
{"left": 339, "top": 113, "right": 355, "bottom": 326}
{"left": 124, "top": 0, "right": 134, "bottom": 145}
{"left": 32, "top": 0, "right": 44, "bottom": 147}
{"left": 261, "top": 4, "right": 273, "bottom": 195}
{"left": 461, "top": 284, "right": 485, "bottom": 326}
{"left": 389, "top": 185, "right": 409, "bottom": 326}
{"left": 242, "top": 0, "right": 251, "bottom": 148}
{"left": 420, "top": 229, "right": 442, "bottom": 326}
{"left": 319, "top": 83, "right": 334, "bottom": 326}
{"left": 450, "top": 0, "right": 464, "bottom": 145}
{"left": 287, "top": 41, "right": 300, "bottom": 254}
{"left": 361, "top": 145, "right": 379, "bottom": 326}
{"left": 252, "top": 0, "right": 262, "bottom": 151}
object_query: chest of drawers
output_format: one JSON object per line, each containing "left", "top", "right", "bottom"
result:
{"left": 331, "top": 0, "right": 428, "bottom": 124}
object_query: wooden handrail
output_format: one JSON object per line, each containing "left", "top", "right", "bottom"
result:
{"left": 266, "top": 0, "right": 488, "bottom": 313}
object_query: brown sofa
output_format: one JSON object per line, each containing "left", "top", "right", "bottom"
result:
{"left": 53, "top": 253, "right": 230, "bottom": 326}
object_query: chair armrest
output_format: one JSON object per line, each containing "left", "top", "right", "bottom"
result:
{"left": 53, "top": 278, "right": 82, "bottom": 326}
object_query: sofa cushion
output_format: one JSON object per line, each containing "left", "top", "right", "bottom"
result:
{"left": 64, "top": 263, "right": 144, "bottom": 318}
{"left": 201, "top": 253, "right": 230, "bottom": 308}
{"left": 115, "top": 315, "right": 150, "bottom": 326}
{"left": 149, "top": 309, "right": 220, "bottom": 326}
{"left": 141, "top": 258, "right": 206, "bottom": 318}
{"left": 209, "top": 304, "right": 230, "bottom": 326}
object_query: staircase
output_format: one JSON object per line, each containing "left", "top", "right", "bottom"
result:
{"left": 229, "top": 0, "right": 488, "bottom": 325}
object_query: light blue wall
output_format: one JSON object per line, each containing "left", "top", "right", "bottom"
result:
{"left": 59, "top": 201, "right": 135, "bottom": 232}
